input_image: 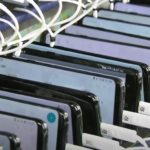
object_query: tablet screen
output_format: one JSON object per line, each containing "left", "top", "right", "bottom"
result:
{"left": 0, "top": 90, "right": 73, "bottom": 143}
{"left": 0, "top": 114, "right": 38, "bottom": 150}
{"left": 64, "top": 26, "right": 144, "bottom": 101}
{"left": 115, "top": 2, "right": 150, "bottom": 15}
{"left": 65, "top": 25, "right": 150, "bottom": 48}
{"left": 0, "top": 57, "right": 116, "bottom": 125}
{"left": 0, "top": 135, "right": 10, "bottom": 150}
{"left": 98, "top": 10, "right": 150, "bottom": 26}
{"left": 82, "top": 17, "right": 150, "bottom": 38}
{"left": 0, "top": 95, "right": 59, "bottom": 150}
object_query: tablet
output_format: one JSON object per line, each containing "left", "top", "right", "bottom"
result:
{"left": 48, "top": 33, "right": 150, "bottom": 66}
{"left": 98, "top": 9, "right": 150, "bottom": 26}
{"left": 19, "top": 46, "right": 141, "bottom": 116}
{"left": 0, "top": 85, "right": 74, "bottom": 144}
{"left": 0, "top": 57, "right": 124, "bottom": 126}
{"left": 65, "top": 24, "right": 150, "bottom": 48}
{"left": 0, "top": 112, "right": 44, "bottom": 150}
{"left": 0, "top": 93, "right": 68, "bottom": 150}
{"left": 82, "top": 16, "right": 150, "bottom": 38}
{"left": 115, "top": 2, "right": 150, "bottom": 15}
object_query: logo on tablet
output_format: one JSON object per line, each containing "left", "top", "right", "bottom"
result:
{"left": 124, "top": 115, "right": 129, "bottom": 122}
{"left": 101, "top": 129, "right": 108, "bottom": 135}
{"left": 139, "top": 106, "right": 145, "bottom": 112}
{"left": 47, "top": 113, "right": 56, "bottom": 123}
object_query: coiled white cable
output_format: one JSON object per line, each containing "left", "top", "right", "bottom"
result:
{"left": 5, "top": 0, "right": 47, "bottom": 56}
{"left": 1, "top": 0, "right": 62, "bottom": 55}
{"left": 12, "top": 0, "right": 86, "bottom": 44}
{"left": 48, "top": 0, "right": 108, "bottom": 47}
{"left": 6, "top": 0, "right": 101, "bottom": 48}
{"left": 50, "top": 0, "right": 88, "bottom": 27}
{"left": 0, "top": 32, "right": 5, "bottom": 45}
{"left": 3, "top": 0, "right": 106, "bottom": 55}
{"left": 0, "top": 18, "right": 23, "bottom": 56}
{"left": 0, "top": 3, "right": 19, "bottom": 48}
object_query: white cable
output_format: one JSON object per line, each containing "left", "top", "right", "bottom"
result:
{"left": 122, "top": 111, "right": 150, "bottom": 150}
{"left": 0, "top": 0, "right": 62, "bottom": 55}
{"left": 48, "top": 0, "right": 83, "bottom": 46}
{"left": 0, "top": 31, "right": 5, "bottom": 53}
{"left": 0, "top": 3, "right": 19, "bottom": 48}
{"left": 7, "top": 0, "right": 60, "bottom": 46}
{"left": 93, "top": 0, "right": 109, "bottom": 18}
{"left": 0, "top": 18, "right": 23, "bottom": 56}
{"left": 101, "top": 123, "right": 149, "bottom": 150}
{"left": 49, "top": 0, "right": 87, "bottom": 27}
{"left": 14, "top": 1, "right": 54, "bottom": 39}
{"left": 122, "top": 0, "right": 129, "bottom": 3}
{"left": 65, "top": 143, "right": 93, "bottom": 150}
{"left": 31, "top": 0, "right": 84, "bottom": 42}
{"left": 5, "top": 0, "right": 91, "bottom": 48}
{"left": 49, "top": 0, "right": 107, "bottom": 45}
{"left": 82, "top": 133, "right": 126, "bottom": 150}
{"left": 109, "top": 0, "right": 115, "bottom": 10}
{"left": 5, "top": 0, "right": 47, "bottom": 56}
{"left": 101, "top": 123, "right": 143, "bottom": 143}
{"left": 0, "top": 32, "right": 5, "bottom": 45}
{"left": 3, "top": 0, "right": 104, "bottom": 55}
{"left": 13, "top": 0, "right": 86, "bottom": 38}
{"left": 8, "top": 0, "right": 92, "bottom": 47}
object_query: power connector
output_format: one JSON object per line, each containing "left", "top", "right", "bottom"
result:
{"left": 123, "top": 110, "right": 150, "bottom": 129}
{"left": 101, "top": 123, "right": 137, "bottom": 143}
{"left": 82, "top": 133, "right": 126, "bottom": 150}
{"left": 138, "top": 101, "right": 150, "bottom": 116}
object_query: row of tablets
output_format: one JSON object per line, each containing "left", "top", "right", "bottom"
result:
{"left": 1, "top": 3, "right": 150, "bottom": 150}
{"left": 0, "top": 60, "right": 150, "bottom": 150}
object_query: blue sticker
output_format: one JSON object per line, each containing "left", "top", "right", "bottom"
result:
{"left": 47, "top": 113, "right": 56, "bottom": 123}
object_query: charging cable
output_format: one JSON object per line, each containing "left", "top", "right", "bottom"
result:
{"left": 82, "top": 133, "right": 126, "bottom": 150}
{"left": 5, "top": 0, "right": 107, "bottom": 50}
{"left": 122, "top": 0, "right": 130, "bottom": 3}
{"left": 5, "top": 0, "right": 62, "bottom": 53}
{"left": 5, "top": 0, "right": 48, "bottom": 56}
{"left": 47, "top": 0, "right": 108, "bottom": 47}
{"left": 0, "top": 3, "right": 19, "bottom": 49}
{"left": 0, "top": 18, "right": 23, "bottom": 55}
{"left": 101, "top": 123, "right": 149, "bottom": 150}
{"left": 123, "top": 110, "right": 150, "bottom": 150}
{"left": 3, "top": 0, "right": 107, "bottom": 55}
{"left": 0, "top": 32, "right": 5, "bottom": 46}
{"left": 13, "top": 0, "right": 86, "bottom": 46}
{"left": 109, "top": 0, "right": 115, "bottom": 10}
